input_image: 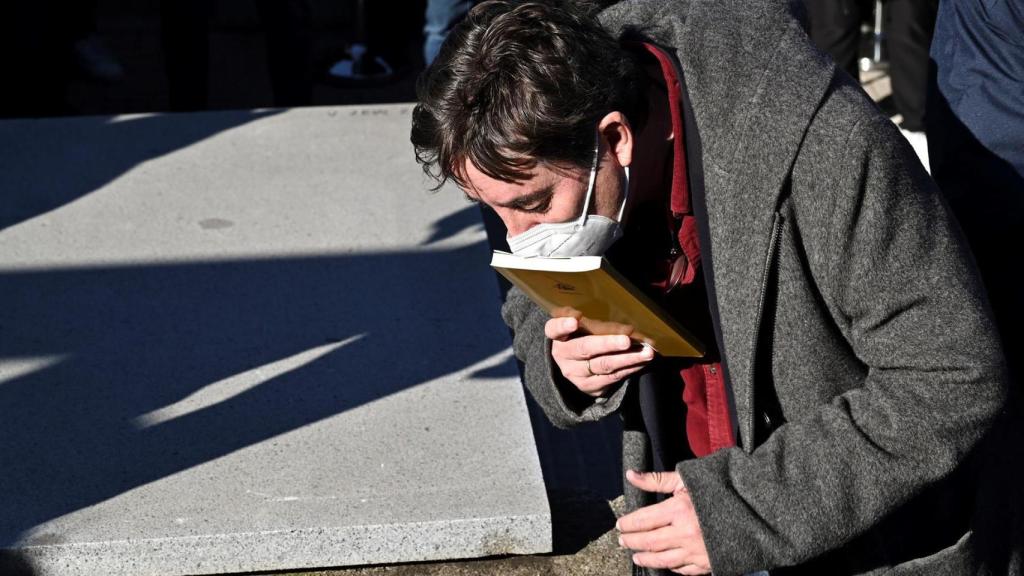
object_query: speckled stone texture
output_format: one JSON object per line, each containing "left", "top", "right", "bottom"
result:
{"left": 0, "top": 105, "right": 551, "bottom": 576}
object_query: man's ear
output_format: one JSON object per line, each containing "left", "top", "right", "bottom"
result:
{"left": 597, "top": 111, "right": 633, "bottom": 169}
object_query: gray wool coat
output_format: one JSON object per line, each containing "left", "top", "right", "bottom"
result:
{"left": 500, "top": 0, "right": 1020, "bottom": 574}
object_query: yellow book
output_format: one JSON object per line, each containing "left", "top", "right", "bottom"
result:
{"left": 491, "top": 251, "right": 705, "bottom": 358}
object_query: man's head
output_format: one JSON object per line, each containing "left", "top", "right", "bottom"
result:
{"left": 410, "top": 0, "right": 648, "bottom": 239}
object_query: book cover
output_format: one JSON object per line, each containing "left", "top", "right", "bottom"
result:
{"left": 491, "top": 252, "right": 704, "bottom": 358}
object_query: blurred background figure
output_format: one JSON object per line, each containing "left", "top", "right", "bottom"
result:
{"left": 324, "top": 0, "right": 427, "bottom": 88}
{"left": 928, "top": 0, "right": 1024, "bottom": 379}
{"left": 1, "top": 1, "right": 123, "bottom": 117}
{"left": 804, "top": 0, "right": 938, "bottom": 170}
{"left": 71, "top": 2, "right": 127, "bottom": 84}
{"left": 424, "top": 0, "right": 475, "bottom": 66}
{"left": 323, "top": 0, "right": 477, "bottom": 86}
{"left": 1, "top": 0, "right": 472, "bottom": 119}
{"left": 927, "top": 2, "right": 1024, "bottom": 566}
{"left": 162, "top": 0, "right": 313, "bottom": 111}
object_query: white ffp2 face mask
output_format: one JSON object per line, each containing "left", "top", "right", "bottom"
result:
{"left": 506, "top": 140, "right": 630, "bottom": 258}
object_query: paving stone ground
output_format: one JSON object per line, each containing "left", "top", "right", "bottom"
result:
{"left": 286, "top": 494, "right": 629, "bottom": 576}
{"left": 0, "top": 105, "right": 550, "bottom": 575}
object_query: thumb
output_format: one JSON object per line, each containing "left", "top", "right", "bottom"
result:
{"left": 625, "top": 469, "right": 686, "bottom": 494}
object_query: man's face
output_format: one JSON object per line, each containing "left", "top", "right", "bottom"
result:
{"left": 460, "top": 147, "right": 627, "bottom": 238}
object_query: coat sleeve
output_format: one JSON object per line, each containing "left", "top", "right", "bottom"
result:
{"left": 676, "top": 113, "right": 1009, "bottom": 574}
{"left": 500, "top": 286, "right": 630, "bottom": 428}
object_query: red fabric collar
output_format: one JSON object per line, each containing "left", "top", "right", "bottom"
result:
{"left": 631, "top": 42, "right": 702, "bottom": 288}
{"left": 633, "top": 43, "right": 737, "bottom": 455}
{"left": 637, "top": 42, "right": 690, "bottom": 217}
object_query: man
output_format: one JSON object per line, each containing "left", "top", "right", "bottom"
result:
{"left": 411, "top": 1, "right": 1015, "bottom": 574}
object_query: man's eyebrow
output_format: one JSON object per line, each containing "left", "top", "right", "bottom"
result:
{"left": 496, "top": 185, "right": 554, "bottom": 209}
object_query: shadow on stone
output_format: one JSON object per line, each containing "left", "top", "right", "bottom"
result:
{"left": 0, "top": 238, "right": 514, "bottom": 548}
{"left": 420, "top": 204, "right": 486, "bottom": 246}
{"left": 0, "top": 550, "right": 38, "bottom": 576}
{"left": 547, "top": 489, "right": 619, "bottom": 556}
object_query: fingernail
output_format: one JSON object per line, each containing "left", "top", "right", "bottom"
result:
{"left": 617, "top": 536, "right": 624, "bottom": 547}
{"left": 620, "top": 336, "right": 631, "bottom": 348}
{"left": 615, "top": 520, "right": 622, "bottom": 531}
{"left": 641, "top": 346, "right": 654, "bottom": 358}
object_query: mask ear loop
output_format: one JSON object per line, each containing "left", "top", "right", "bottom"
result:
{"left": 576, "top": 131, "right": 602, "bottom": 228}
{"left": 616, "top": 166, "right": 630, "bottom": 222}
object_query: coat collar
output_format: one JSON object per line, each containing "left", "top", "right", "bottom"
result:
{"left": 599, "top": 0, "right": 832, "bottom": 188}
{"left": 601, "top": 0, "right": 836, "bottom": 449}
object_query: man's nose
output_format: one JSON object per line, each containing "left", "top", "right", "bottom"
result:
{"left": 501, "top": 212, "right": 534, "bottom": 237}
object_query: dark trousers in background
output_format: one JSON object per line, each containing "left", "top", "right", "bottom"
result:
{"left": 0, "top": 1, "right": 98, "bottom": 117}
{"left": 928, "top": 0, "right": 1024, "bottom": 382}
{"left": 804, "top": 0, "right": 937, "bottom": 131}
{"left": 161, "top": 0, "right": 312, "bottom": 111}
{"left": 364, "top": 0, "right": 429, "bottom": 72}
{"left": 161, "top": 1, "right": 210, "bottom": 111}
{"left": 255, "top": 0, "right": 313, "bottom": 107}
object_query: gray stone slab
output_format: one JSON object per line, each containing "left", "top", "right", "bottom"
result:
{"left": 0, "top": 105, "right": 551, "bottom": 576}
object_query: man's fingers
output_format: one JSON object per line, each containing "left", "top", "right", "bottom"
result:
{"left": 619, "top": 525, "right": 681, "bottom": 553}
{"left": 618, "top": 476, "right": 710, "bottom": 573}
{"left": 567, "top": 334, "right": 633, "bottom": 360}
{"left": 575, "top": 364, "right": 645, "bottom": 396}
{"left": 625, "top": 469, "right": 686, "bottom": 495}
{"left": 544, "top": 316, "right": 579, "bottom": 341}
{"left": 547, "top": 329, "right": 656, "bottom": 398}
{"left": 573, "top": 348, "right": 655, "bottom": 396}
{"left": 617, "top": 498, "right": 676, "bottom": 533}
{"left": 631, "top": 548, "right": 690, "bottom": 571}
{"left": 672, "top": 564, "right": 712, "bottom": 575}
{"left": 585, "top": 344, "right": 654, "bottom": 375}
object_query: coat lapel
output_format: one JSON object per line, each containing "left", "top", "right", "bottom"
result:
{"left": 683, "top": 0, "right": 835, "bottom": 452}
{"left": 603, "top": 0, "right": 836, "bottom": 451}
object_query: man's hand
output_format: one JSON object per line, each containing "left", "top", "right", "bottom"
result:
{"left": 617, "top": 469, "right": 712, "bottom": 575}
{"left": 544, "top": 316, "right": 654, "bottom": 398}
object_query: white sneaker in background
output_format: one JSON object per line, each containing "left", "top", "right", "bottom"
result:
{"left": 900, "top": 128, "right": 931, "bottom": 174}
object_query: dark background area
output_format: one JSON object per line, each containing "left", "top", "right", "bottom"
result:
{"left": 0, "top": 0, "right": 429, "bottom": 118}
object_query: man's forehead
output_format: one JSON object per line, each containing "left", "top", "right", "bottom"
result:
{"left": 460, "top": 158, "right": 543, "bottom": 202}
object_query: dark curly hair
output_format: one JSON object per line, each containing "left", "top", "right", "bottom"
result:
{"left": 410, "top": 0, "right": 648, "bottom": 190}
